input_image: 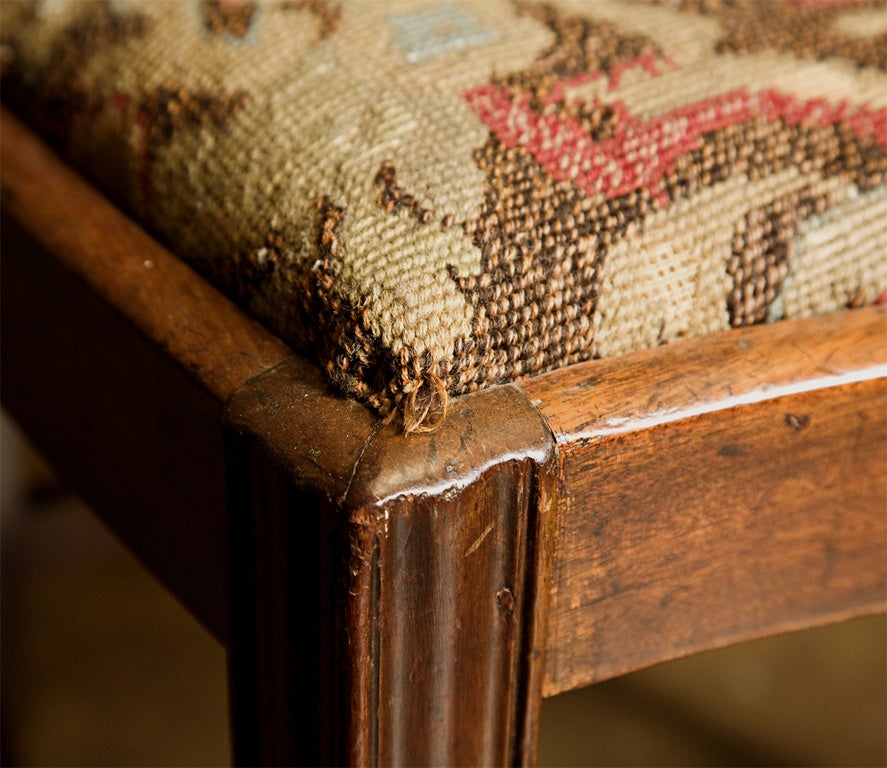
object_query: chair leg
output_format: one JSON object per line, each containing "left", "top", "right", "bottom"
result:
{"left": 225, "top": 460, "right": 338, "bottom": 765}
{"left": 224, "top": 371, "right": 557, "bottom": 766}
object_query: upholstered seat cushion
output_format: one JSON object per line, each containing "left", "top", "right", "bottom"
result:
{"left": 3, "top": 0, "right": 885, "bottom": 429}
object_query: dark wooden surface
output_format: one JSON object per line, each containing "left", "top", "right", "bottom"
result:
{"left": 0, "top": 108, "right": 289, "bottom": 400}
{"left": 221, "top": 357, "right": 376, "bottom": 765}
{"left": 4, "top": 106, "right": 886, "bottom": 766}
{"left": 520, "top": 307, "right": 887, "bottom": 695}
{"left": 225, "top": 365, "right": 558, "bottom": 766}
{"left": 1, "top": 109, "right": 562, "bottom": 765}
{"left": 0, "top": 107, "right": 291, "bottom": 640}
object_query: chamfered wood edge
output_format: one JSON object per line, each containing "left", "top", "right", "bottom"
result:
{"left": 539, "top": 376, "right": 887, "bottom": 695}
{"left": 1, "top": 106, "right": 295, "bottom": 641}
{"left": 518, "top": 304, "right": 887, "bottom": 441}
{"left": 223, "top": 369, "right": 561, "bottom": 766}
{"left": 517, "top": 307, "right": 887, "bottom": 697}
{"left": 342, "top": 385, "right": 559, "bottom": 767}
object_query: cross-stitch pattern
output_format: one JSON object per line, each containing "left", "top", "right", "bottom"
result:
{"left": 2, "top": 0, "right": 885, "bottom": 429}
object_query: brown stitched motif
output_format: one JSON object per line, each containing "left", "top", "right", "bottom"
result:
{"left": 447, "top": 113, "right": 885, "bottom": 391}
{"left": 375, "top": 162, "right": 437, "bottom": 225}
{"left": 139, "top": 86, "right": 252, "bottom": 149}
{"left": 402, "top": 2, "right": 667, "bottom": 399}
{"left": 302, "top": 197, "right": 403, "bottom": 414}
{"left": 442, "top": 0, "right": 887, "bottom": 400}
{"left": 280, "top": 0, "right": 342, "bottom": 39}
{"left": 303, "top": 197, "right": 451, "bottom": 425}
{"left": 318, "top": 195, "right": 345, "bottom": 258}
{"left": 707, "top": 115, "right": 884, "bottom": 323}
{"left": 685, "top": 115, "right": 886, "bottom": 201}
{"left": 134, "top": 85, "right": 251, "bottom": 215}
{"left": 352, "top": 0, "right": 887, "bottom": 413}
{"left": 447, "top": 137, "right": 621, "bottom": 393}
{"left": 728, "top": 189, "right": 831, "bottom": 326}
{"left": 509, "top": 1, "right": 662, "bottom": 94}
{"left": 200, "top": 0, "right": 258, "bottom": 39}
{"left": 236, "top": 228, "right": 284, "bottom": 297}
{"left": 676, "top": 0, "right": 887, "bottom": 70}
{"left": 9, "top": 0, "right": 147, "bottom": 140}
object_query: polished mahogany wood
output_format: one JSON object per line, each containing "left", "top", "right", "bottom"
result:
{"left": 0, "top": 107, "right": 290, "bottom": 640}
{"left": 1, "top": 109, "right": 560, "bottom": 766}
{"left": 0, "top": 108, "right": 289, "bottom": 400}
{"left": 3, "top": 106, "right": 886, "bottom": 766}
{"left": 225, "top": 364, "right": 557, "bottom": 765}
{"left": 520, "top": 307, "right": 887, "bottom": 695}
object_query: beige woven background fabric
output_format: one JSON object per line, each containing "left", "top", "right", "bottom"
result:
{"left": 2, "top": 0, "right": 885, "bottom": 428}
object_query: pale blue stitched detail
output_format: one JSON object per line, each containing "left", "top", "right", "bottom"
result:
{"left": 390, "top": 2, "right": 499, "bottom": 64}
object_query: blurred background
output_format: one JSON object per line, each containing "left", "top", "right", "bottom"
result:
{"left": 1, "top": 411, "right": 885, "bottom": 767}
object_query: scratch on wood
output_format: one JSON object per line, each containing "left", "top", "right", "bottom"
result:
{"left": 465, "top": 520, "right": 495, "bottom": 557}
{"left": 785, "top": 412, "right": 811, "bottom": 431}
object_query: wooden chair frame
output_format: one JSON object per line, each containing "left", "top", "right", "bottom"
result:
{"left": 2, "top": 107, "right": 885, "bottom": 765}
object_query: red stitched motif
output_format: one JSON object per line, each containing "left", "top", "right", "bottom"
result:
{"left": 464, "top": 84, "right": 887, "bottom": 207}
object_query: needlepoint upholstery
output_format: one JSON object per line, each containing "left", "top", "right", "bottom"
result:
{"left": 2, "top": 0, "right": 885, "bottom": 429}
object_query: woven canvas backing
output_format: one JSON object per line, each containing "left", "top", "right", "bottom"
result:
{"left": 3, "top": 0, "right": 885, "bottom": 429}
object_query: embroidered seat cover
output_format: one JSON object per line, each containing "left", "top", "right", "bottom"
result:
{"left": 3, "top": 0, "right": 885, "bottom": 428}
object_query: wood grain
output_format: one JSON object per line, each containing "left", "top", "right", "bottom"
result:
{"left": 6, "top": 103, "right": 886, "bottom": 764}
{"left": 221, "top": 358, "right": 377, "bottom": 765}
{"left": 225, "top": 372, "right": 558, "bottom": 766}
{"left": 346, "top": 384, "right": 556, "bottom": 767}
{"left": 520, "top": 306, "right": 886, "bottom": 441}
{"left": 0, "top": 107, "right": 292, "bottom": 640}
{"left": 519, "top": 307, "right": 887, "bottom": 695}
{"left": 0, "top": 107, "right": 290, "bottom": 401}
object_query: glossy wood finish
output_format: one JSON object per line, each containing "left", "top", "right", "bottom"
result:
{"left": 225, "top": 365, "right": 557, "bottom": 765}
{"left": 0, "top": 108, "right": 289, "bottom": 400}
{"left": 3, "top": 106, "right": 886, "bottom": 766}
{"left": 1, "top": 108, "right": 560, "bottom": 766}
{"left": 520, "top": 307, "right": 887, "bottom": 695}
{"left": 0, "top": 107, "right": 289, "bottom": 639}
